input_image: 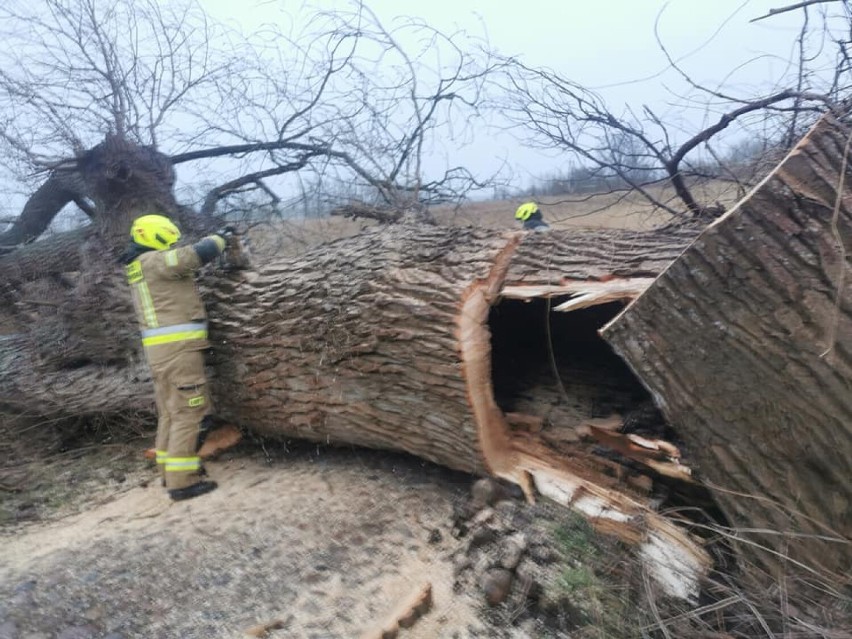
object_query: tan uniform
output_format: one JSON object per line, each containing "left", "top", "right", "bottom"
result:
{"left": 125, "top": 237, "right": 225, "bottom": 490}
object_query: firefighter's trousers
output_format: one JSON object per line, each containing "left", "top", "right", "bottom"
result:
{"left": 148, "top": 347, "right": 212, "bottom": 490}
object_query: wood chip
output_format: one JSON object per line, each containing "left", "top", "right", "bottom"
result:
{"left": 359, "top": 582, "right": 432, "bottom": 639}
{"left": 243, "top": 618, "right": 288, "bottom": 637}
{"left": 504, "top": 412, "right": 544, "bottom": 433}
{"left": 586, "top": 426, "right": 693, "bottom": 482}
{"left": 198, "top": 424, "right": 243, "bottom": 459}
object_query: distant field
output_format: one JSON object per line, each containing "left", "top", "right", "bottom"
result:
{"left": 433, "top": 179, "right": 747, "bottom": 231}
{"left": 246, "top": 180, "right": 748, "bottom": 258}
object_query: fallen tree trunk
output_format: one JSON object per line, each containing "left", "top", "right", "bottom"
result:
{"left": 604, "top": 114, "right": 852, "bottom": 593}
{"left": 202, "top": 224, "right": 698, "bottom": 474}
{"left": 1, "top": 221, "right": 710, "bottom": 597}
{"left": 7, "top": 122, "right": 850, "bottom": 604}
{"left": 2, "top": 224, "right": 697, "bottom": 465}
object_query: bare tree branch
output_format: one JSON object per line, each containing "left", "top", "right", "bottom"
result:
{"left": 498, "top": 0, "right": 848, "bottom": 218}
{"left": 750, "top": 0, "right": 841, "bottom": 23}
{"left": 201, "top": 154, "right": 323, "bottom": 215}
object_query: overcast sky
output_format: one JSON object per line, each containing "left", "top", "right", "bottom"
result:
{"left": 194, "top": 0, "right": 827, "bottom": 189}
{"left": 3, "top": 0, "right": 834, "bottom": 224}
{"left": 200, "top": 0, "right": 806, "bottom": 87}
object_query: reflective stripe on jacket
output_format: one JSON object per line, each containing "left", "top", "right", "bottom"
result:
{"left": 164, "top": 456, "right": 202, "bottom": 472}
{"left": 125, "top": 237, "right": 225, "bottom": 358}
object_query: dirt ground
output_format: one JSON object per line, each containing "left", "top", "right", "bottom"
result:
{"left": 0, "top": 438, "right": 513, "bottom": 639}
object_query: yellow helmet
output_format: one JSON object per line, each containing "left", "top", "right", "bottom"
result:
{"left": 515, "top": 202, "right": 539, "bottom": 221}
{"left": 130, "top": 214, "right": 181, "bottom": 250}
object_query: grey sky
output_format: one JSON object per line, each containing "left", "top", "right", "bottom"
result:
{"left": 0, "top": 0, "right": 836, "bottom": 225}
{"left": 198, "top": 0, "right": 824, "bottom": 187}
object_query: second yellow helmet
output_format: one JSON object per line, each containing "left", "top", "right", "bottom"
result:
{"left": 515, "top": 202, "right": 539, "bottom": 221}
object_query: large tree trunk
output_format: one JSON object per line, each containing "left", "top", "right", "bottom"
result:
{"left": 203, "top": 224, "right": 697, "bottom": 473}
{"left": 2, "top": 223, "right": 696, "bottom": 469}
{"left": 1, "top": 218, "right": 711, "bottom": 597}
{"left": 604, "top": 114, "right": 852, "bottom": 594}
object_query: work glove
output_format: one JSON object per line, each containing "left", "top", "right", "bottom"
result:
{"left": 215, "top": 225, "right": 238, "bottom": 243}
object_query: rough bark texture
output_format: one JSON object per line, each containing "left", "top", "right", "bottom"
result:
{"left": 604, "top": 115, "right": 852, "bottom": 589}
{"left": 1, "top": 219, "right": 714, "bottom": 598}
{"left": 0, "top": 222, "right": 697, "bottom": 472}
{"left": 0, "top": 173, "right": 80, "bottom": 249}
{"left": 206, "top": 225, "right": 511, "bottom": 474}
{"left": 204, "top": 224, "right": 699, "bottom": 475}
{"left": 503, "top": 226, "right": 699, "bottom": 285}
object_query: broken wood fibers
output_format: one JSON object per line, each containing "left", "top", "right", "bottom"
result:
{"left": 455, "top": 229, "right": 714, "bottom": 600}
{"left": 605, "top": 113, "right": 852, "bottom": 593}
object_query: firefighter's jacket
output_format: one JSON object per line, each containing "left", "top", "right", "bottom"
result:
{"left": 124, "top": 236, "right": 226, "bottom": 364}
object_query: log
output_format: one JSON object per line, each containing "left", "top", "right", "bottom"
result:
{"left": 202, "top": 224, "right": 699, "bottom": 476}
{"left": 0, "top": 222, "right": 709, "bottom": 597}
{"left": 604, "top": 114, "right": 852, "bottom": 593}
{"left": 359, "top": 582, "right": 432, "bottom": 639}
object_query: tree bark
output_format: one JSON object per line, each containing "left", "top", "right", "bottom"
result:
{"left": 1, "top": 221, "right": 711, "bottom": 597}
{"left": 0, "top": 173, "right": 79, "bottom": 249}
{"left": 1, "top": 224, "right": 695, "bottom": 463}
{"left": 210, "top": 224, "right": 698, "bottom": 468}
{"left": 604, "top": 114, "right": 852, "bottom": 591}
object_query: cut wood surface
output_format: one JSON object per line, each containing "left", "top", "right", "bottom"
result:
{"left": 500, "top": 277, "right": 657, "bottom": 312}
{"left": 604, "top": 114, "right": 852, "bottom": 589}
{"left": 582, "top": 425, "right": 693, "bottom": 482}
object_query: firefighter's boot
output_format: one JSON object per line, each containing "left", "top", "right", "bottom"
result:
{"left": 169, "top": 480, "right": 218, "bottom": 501}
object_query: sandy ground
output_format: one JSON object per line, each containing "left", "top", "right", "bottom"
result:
{"left": 0, "top": 442, "right": 503, "bottom": 639}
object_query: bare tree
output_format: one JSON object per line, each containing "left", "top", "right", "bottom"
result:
{"left": 0, "top": 0, "right": 498, "bottom": 254}
{"left": 496, "top": 1, "right": 851, "bottom": 219}
{"left": 0, "top": 0, "right": 501, "bottom": 407}
{"left": 303, "top": 5, "right": 497, "bottom": 222}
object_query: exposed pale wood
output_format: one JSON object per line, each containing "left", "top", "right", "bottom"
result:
{"left": 580, "top": 415, "right": 623, "bottom": 432}
{"left": 553, "top": 278, "right": 656, "bottom": 312}
{"left": 243, "top": 619, "right": 288, "bottom": 638}
{"left": 582, "top": 425, "right": 694, "bottom": 482}
{"left": 604, "top": 114, "right": 852, "bottom": 590}
{"left": 500, "top": 277, "right": 656, "bottom": 312}
{"left": 197, "top": 424, "right": 243, "bottom": 459}
{"left": 510, "top": 441, "right": 711, "bottom": 601}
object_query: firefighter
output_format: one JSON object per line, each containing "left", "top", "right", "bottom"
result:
{"left": 514, "top": 202, "right": 550, "bottom": 231}
{"left": 121, "top": 214, "right": 235, "bottom": 501}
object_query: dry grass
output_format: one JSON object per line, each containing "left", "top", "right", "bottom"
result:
{"left": 432, "top": 180, "right": 747, "bottom": 232}
{"left": 240, "top": 180, "right": 749, "bottom": 263}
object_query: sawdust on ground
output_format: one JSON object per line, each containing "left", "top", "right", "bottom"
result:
{"left": 0, "top": 442, "right": 499, "bottom": 639}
